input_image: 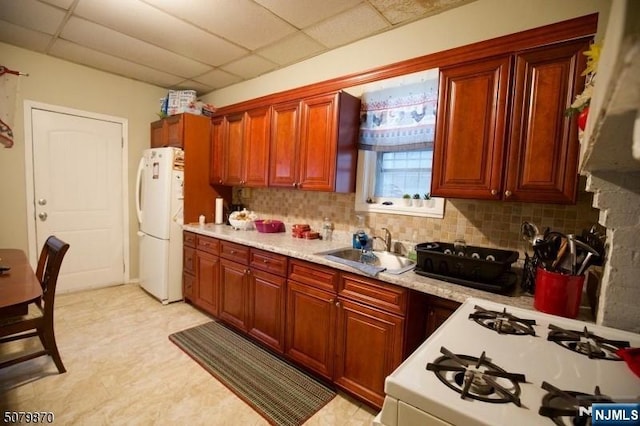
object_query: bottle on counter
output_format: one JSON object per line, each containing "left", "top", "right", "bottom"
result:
{"left": 321, "top": 217, "right": 334, "bottom": 241}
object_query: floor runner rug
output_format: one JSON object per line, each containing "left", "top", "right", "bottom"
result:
{"left": 169, "top": 321, "right": 336, "bottom": 426}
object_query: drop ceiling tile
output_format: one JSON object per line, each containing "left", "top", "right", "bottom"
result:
{"left": 60, "top": 17, "right": 211, "bottom": 78}
{"left": 74, "top": 0, "right": 247, "bottom": 66}
{"left": 40, "top": 0, "right": 75, "bottom": 9}
{"left": 305, "top": 3, "right": 390, "bottom": 48}
{"left": 49, "top": 39, "right": 184, "bottom": 87}
{"left": 0, "top": 19, "right": 52, "bottom": 52}
{"left": 257, "top": 32, "right": 325, "bottom": 66}
{"left": 220, "top": 54, "right": 277, "bottom": 80}
{"left": 254, "top": 0, "right": 361, "bottom": 28}
{"left": 193, "top": 68, "right": 242, "bottom": 90}
{"left": 370, "top": 0, "right": 477, "bottom": 24}
{"left": 0, "top": 0, "right": 66, "bottom": 35}
{"left": 143, "top": 0, "right": 297, "bottom": 50}
{"left": 170, "top": 79, "right": 214, "bottom": 95}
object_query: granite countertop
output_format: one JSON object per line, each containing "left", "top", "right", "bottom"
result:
{"left": 183, "top": 223, "right": 540, "bottom": 311}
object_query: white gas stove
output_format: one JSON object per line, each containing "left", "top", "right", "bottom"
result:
{"left": 375, "top": 297, "right": 640, "bottom": 426}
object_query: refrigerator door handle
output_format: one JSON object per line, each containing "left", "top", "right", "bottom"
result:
{"left": 135, "top": 155, "right": 145, "bottom": 225}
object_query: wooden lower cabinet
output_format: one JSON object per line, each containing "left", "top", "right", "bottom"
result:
{"left": 285, "top": 280, "right": 336, "bottom": 380}
{"left": 334, "top": 298, "right": 404, "bottom": 408}
{"left": 248, "top": 268, "right": 286, "bottom": 353}
{"left": 219, "top": 258, "right": 249, "bottom": 331}
{"left": 194, "top": 250, "right": 220, "bottom": 316}
{"left": 425, "top": 296, "right": 461, "bottom": 338}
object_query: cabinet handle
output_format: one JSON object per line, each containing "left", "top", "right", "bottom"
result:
{"left": 490, "top": 189, "right": 498, "bottom": 196}
{"left": 262, "top": 259, "right": 269, "bottom": 263}
{"left": 504, "top": 190, "right": 512, "bottom": 198}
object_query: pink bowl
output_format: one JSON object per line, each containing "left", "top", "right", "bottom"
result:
{"left": 254, "top": 220, "right": 285, "bottom": 233}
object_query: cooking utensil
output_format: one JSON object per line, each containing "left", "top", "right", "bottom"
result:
{"left": 574, "top": 239, "right": 601, "bottom": 275}
{"left": 521, "top": 221, "right": 540, "bottom": 245}
{"left": 551, "top": 238, "right": 568, "bottom": 270}
{"left": 567, "top": 234, "right": 577, "bottom": 275}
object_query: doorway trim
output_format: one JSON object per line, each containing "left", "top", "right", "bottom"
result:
{"left": 23, "top": 100, "right": 130, "bottom": 285}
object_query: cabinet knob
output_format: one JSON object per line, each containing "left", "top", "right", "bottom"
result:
{"left": 263, "top": 259, "right": 268, "bottom": 263}
{"left": 218, "top": 179, "right": 223, "bottom": 184}
{"left": 504, "top": 190, "right": 512, "bottom": 198}
{"left": 490, "top": 189, "right": 498, "bottom": 196}
{"left": 292, "top": 182, "right": 297, "bottom": 188}
{"left": 335, "top": 300, "right": 340, "bottom": 307}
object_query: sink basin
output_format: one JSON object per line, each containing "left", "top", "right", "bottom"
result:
{"left": 318, "top": 248, "right": 415, "bottom": 274}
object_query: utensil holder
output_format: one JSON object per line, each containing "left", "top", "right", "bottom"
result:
{"left": 534, "top": 267, "right": 585, "bottom": 319}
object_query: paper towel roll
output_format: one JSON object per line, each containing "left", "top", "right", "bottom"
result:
{"left": 215, "top": 197, "right": 224, "bottom": 224}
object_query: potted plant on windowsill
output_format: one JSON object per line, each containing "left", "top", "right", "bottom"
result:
{"left": 412, "top": 193, "right": 422, "bottom": 207}
{"left": 402, "top": 193, "right": 412, "bottom": 206}
{"left": 423, "top": 192, "right": 435, "bottom": 208}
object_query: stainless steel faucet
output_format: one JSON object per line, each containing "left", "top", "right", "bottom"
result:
{"left": 374, "top": 227, "right": 392, "bottom": 252}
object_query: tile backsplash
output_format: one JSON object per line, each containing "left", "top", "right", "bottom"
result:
{"left": 239, "top": 181, "right": 599, "bottom": 256}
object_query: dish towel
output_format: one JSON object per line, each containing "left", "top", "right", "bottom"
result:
{"left": 325, "top": 255, "right": 386, "bottom": 277}
{"left": 616, "top": 347, "right": 640, "bottom": 378}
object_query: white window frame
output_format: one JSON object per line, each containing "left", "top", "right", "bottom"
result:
{"left": 355, "top": 150, "right": 445, "bottom": 218}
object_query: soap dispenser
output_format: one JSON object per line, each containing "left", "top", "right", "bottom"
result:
{"left": 352, "top": 215, "right": 369, "bottom": 249}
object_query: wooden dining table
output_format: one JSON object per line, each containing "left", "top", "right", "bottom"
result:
{"left": 0, "top": 248, "right": 42, "bottom": 317}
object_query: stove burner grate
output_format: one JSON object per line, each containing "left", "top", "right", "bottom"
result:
{"left": 426, "top": 346, "right": 526, "bottom": 406}
{"left": 539, "top": 381, "right": 613, "bottom": 426}
{"left": 547, "top": 325, "right": 630, "bottom": 360}
{"left": 469, "top": 305, "right": 537, "bottom": 335}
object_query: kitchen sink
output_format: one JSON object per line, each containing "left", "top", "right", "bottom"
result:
{"left": 318, "top": 247, "right": 415, "bottom": 274}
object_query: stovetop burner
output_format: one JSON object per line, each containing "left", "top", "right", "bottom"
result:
{"left": 469, "top": 305, "right": 537, "bottom": 335}
{"left": 539, "top": 381, "right": 613, "bottom": 426}
{"left": 425, "top": 346, "right": 527, "bottom": 406}
{"left": 547, "top": 325, "right": 630, "bottom": 360}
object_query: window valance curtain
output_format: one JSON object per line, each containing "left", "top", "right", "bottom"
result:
{"left": 359, "top": 75, "right": 438, "bottom": 152}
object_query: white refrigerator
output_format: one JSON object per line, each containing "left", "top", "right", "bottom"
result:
{"left": 136, "top": 147, "right": 184, "bottom": 304}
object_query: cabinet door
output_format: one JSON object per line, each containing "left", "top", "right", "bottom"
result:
{"left": 431, "top": 56, "right": 511, "bottom": 200}
{"left": 219, "top": 258, "right": 248, "bottom": 331}
{"left": 269, "top": 100, "right": 300, "bottom": 188}
{"left": 243, "top": 107, "right": 270, "bottom": 187}
{"left": 425, "top": 297, "right": 460, "bottom": 339}
{"left": 505, "top": 39, "right": 589, "bottom": 204}
{"left": 210, "top": 116, "right": 225, "bottom": 185}
{"left": 298, "top": 93, "right": 338, "bottom": 191}
{"left": 195, "top": 250, "right": 220, "bottom": 316}
{"left": 334, "top": 298, "right": 404, "bottom": 409}
{"left": 164, "top": 114, "right": 185, "bottom": 147}
{"left": 183, "top": 272, "right": 195, "bottom": 301}
{"left": 248, "top": 268, "right": 285, "bottom": 353}
{"left": 223, "top": 112, "right": 245, "bottom": 186}
{"left": 150, "top": 120, "right": 165, "bottom": 148}
{"left": 285, "top": 280, "right": 336, "bottom": 380}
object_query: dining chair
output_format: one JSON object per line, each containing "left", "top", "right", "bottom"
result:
{"left": 0, "top": 236, "right": 70, "bottom": 374}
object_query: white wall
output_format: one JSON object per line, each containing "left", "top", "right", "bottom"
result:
{"left": 0, "top": 42, "right": 166, "bottom": 279}
{"left": 203, "top": 0, "right": 611, "bottom": 108}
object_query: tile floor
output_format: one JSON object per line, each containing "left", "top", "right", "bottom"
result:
{"left": 0, "top": 284, "right": 376, "bottom": 425}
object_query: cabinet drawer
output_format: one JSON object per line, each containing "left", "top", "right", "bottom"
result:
{"left": 183, "top": 247, "right": 196, "bottom": 274}
{"left": 250, "top": 249, "right": 288, "bottom": 276}
{"left": 288, "top": 259, "right": 338, "bottom": 293}
{"left": 196, "top": 235, "right": 219, "bottom": 255}
{"left": 184, "top": 231, "right": 196, "bottom": 248}
{"left": 220, "top": 240, "right": 250, "bottom": 265}
{"left": 339, "top": 273, "right": 407, "bottom": 316}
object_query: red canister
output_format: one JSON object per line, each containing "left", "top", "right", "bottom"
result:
{"left": 534, "top": 267, "right": 585, "bottom": 318}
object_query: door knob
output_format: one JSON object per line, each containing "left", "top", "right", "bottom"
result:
{"left": 38, "top": 198, "right": 47, "bottom": 206}
{"left": 38, "top": 212, "right": 48, "bottom": 221}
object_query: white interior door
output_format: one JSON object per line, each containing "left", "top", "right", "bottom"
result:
{"left": 31, "top": 108, "right": 124, "bottom": 292}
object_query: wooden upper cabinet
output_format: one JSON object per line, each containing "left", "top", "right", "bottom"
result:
{"left": 212, "top": 108, "right": 270, "bottom": 187}
{"left": 269, "top": 92, "right": 360, "bottom": 192}
{"left": 505, "top": 38, "right": 589, "bottom": 204}
{"left": 210, "top": 116, "right": 225, "bottom": 185}
{"left": 150, "top": 114, "right": 187, "bottom": 148}
{"left": 243, "top": 107, "right": 271, "bottom": 187}
{"left": 269, "top": 100, "right": 301, "bottom": 188}
{"left": 432, "top": 38, "right": 590, "bottom": 204}
{"left": 431, "top": 56, "right": 511, "bottom": 200}
{"left": 150, "top": 120, "right": 164, "bottom": 148}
